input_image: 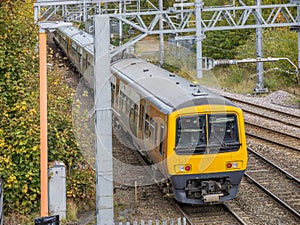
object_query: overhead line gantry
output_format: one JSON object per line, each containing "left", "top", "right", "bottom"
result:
{"left": 35, "top": 0, "right": 300, "bottom": 91}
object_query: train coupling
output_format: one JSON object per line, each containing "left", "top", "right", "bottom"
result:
{"left": 203, "top": 193, "right": 224, "bottom": 203}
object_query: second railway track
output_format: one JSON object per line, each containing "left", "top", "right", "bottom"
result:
{"left": 224, "top": 95, "right": 300, "bottom": 128}
{"left": 245, "top": 122, "right": 300, "bottom": 151}
{"left": 246, "top": 148, "right": 300, "bottom": 218}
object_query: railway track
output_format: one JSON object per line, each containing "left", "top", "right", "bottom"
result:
{"left": 175, "top": 203, "right": 246, "bottom": 225}
{"left": 245, "top": 122, "right": 300, "bottom": 152}
{"left": 224, "top": 96, "right": 300, "bottom": 129}
{"left": 221, "top": 95, "right": 300, "bottom": 223}
{"left": 246, "top": 148, "right": 300, "bottom": 219}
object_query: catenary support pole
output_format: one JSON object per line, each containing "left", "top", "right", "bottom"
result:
{"left": 119, "top": 1, "right": 123, "bottom": 45}
{"left": 159, "top": 0, "right": 164, "bottom": 66}
{"left": 195, "top": 0, "right": 204, "bottom": 78}
{"left": 94, "top": 15, "right": 114, "bottom": 225}
{"left": 39, "top": 28, "right": 48, "bottom": 217}
{"left": 255, "top": 0, "right": 266, "bottom": 92}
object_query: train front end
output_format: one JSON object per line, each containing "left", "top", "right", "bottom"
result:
{"left": 166, "top": 103, "right": 247, "bottom": 204}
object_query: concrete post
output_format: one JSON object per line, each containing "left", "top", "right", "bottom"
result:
{"left": 94, "top": 15, "right": 114, "bottom": 225}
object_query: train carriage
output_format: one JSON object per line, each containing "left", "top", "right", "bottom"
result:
{"left": 53, "top": 26, "right": 248, "bottom": 204}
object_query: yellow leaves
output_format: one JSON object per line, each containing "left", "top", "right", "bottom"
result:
{"left": 67, "top": 190, "right": 75, "bottom": 198}
{"left": 32, "top": 145, "right": 39, "bottom": 151}
{"left": 29, "top": 108, "right": 37, "bottom": 115}
{"left": 13, "top": 100, "right": 27, "bottom": 112}
{"left": 22, "top": 184, "right": 28, "bottom": 194}
{"left": 0, "top": 130, "right": 4, "bottom": 148}
{"left": 7, "top": 174, "right": 18, "bottom": 185}
{"left": 0, "top": 155, "right": 13, "bottom": 169}
{"left": 0, "top": 155, "right": 10, "bottom": 164}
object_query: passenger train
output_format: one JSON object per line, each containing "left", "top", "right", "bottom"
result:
{"left": 53, "top": 26, "right": 248, "bottom": 204}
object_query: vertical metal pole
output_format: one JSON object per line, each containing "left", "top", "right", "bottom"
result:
{"left": 255, "top": 0, "right": 265, "bottom": 92}
{"left": 159, "top": 0, "right": 164, "bottom": 66}
{"left": 119, "top": 1, "right": 123, "bottom": 45}
{"left": 39, "top": 28, "right": 48, "bottom": 217}
{"left": 83, "top": 0, "right": 87, "bottom": 25}
{"left": 94, "top": 15, "right": 114, "bottom": 225}
{"left": 62, "top": 5, "right": 65, "bottom": 18}
{"left": 195, "top": 0, "right": 204, "bottom": 78}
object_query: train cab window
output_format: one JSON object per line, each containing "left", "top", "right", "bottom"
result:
{"left": 208, "top": 114, "right": 240, "bottom": 152}
{"left": 175, "top": 115, "right": 206, "bottom": 154}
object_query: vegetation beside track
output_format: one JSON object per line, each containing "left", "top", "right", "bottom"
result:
{"left": 0, "top": 1, "right": 95, "bottom": 223}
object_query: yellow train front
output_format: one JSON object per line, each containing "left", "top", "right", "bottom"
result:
{"left": 53, "top": 26, "right": 248, "bottom": 205}
{"left": 167, "top": 104, "right": 247, "bottom": 204}
{"left": 111, "top": 58, "right": 248, "bottom": 205}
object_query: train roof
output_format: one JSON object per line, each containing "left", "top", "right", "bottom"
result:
{"left": 111, "top": 58, "right": 236, "bottom": 114}
{"left": 57, "top": 26, "right": 94, "bottom": 54}
{"left": 57, "top": 26, "right": 236, "bottom": 114}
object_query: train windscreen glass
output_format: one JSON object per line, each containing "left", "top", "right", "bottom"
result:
{"left": 175, "top": 115, "right": 207, "bottom": 154}
{"left": 208, "top": 114, "right": 240, "bottom": 153}
{"left": 175, "top": 114, "right": 240, "bottom": 154}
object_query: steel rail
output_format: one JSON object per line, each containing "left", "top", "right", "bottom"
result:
{"left": 243, "top": 109, "right": 300, "bottom": 129}
{"left": 174, "top": 203, "right": 194, "bottom": 225}
{"left": 244, "top": 173, "right": 300, "bottom": 219}
{"left": 225, "top": 96, "right": 300, "bottom": 118}
{"left": 248, "top": 147, "right": 300, "bottom": 184}
{"left": 224, "top": 96, "right": 300, "bottom": 128}
{"left": 245, "top": 121, "right": 300, "bottom": 139}
{"left": 223, "top": 202, "right": 247, "bottom": 225}
{"left": 246, "top": 132, "right": 300, "bottom": 152}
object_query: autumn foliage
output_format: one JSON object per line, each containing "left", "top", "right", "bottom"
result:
{"left": 0, "top": 0, "right": 95, "bottom": 215}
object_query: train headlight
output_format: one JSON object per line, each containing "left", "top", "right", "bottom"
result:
{"left": 175, "top": 164, "right": 192, "bottom": 173}
{"left": 226, "top": 161, "right": 241, "bottom": 169}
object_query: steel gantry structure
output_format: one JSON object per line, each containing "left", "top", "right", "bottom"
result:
{"left": 34, "top": 0, "right": 300, "bottom": 224}
{"left": 35, "top": 0, "right": 300, "bottom": 91}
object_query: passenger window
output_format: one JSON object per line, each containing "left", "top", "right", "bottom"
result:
{"left": 159, "top": 125, "right": 164, "bottom": 155}
{"left": 144, "top": 113, "right": 150, "bottom": 137}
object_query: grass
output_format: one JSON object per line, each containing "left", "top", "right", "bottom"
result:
{"left": 66, "top": 200, "right": 78, "bottom": 222}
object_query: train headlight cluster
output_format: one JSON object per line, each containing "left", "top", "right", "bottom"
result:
{"left": 175, "top": 164, "right": 192, "bottom": 173}
{"left": 226, "top": 161, "right": 241, "bottom": 169}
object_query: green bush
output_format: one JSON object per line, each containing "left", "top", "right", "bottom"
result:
{"left": 0, "top": 0, "right": 95, "bottom": 216}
